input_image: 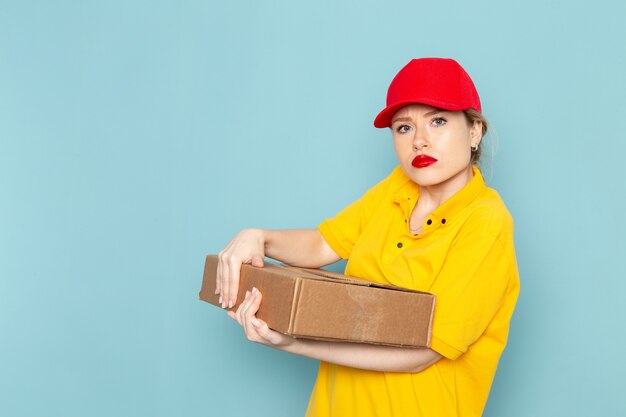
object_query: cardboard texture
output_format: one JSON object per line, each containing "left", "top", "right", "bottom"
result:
{"left": 199, "top": 255, "right": 436, "bottom": 348}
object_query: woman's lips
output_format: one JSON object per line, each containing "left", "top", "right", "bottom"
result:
{"left": 412, "top": 154, "right": 438, "bottom": 168}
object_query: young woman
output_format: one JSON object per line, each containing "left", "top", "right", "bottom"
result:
{"left": 216, "top": 58, "right": 520, "bottom": 417}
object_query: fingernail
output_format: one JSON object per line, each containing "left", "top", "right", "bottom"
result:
{"left": 219, "top": 296, "right": 223, "bottom": 304}
{"left": 252, "top": 287, "right": 258, "bottom": 295}
{"left": 228, "top": 300, "right": 234, "bottom": 308}
{"left": 252, "top": 319, "right": 261, "bottom": 328}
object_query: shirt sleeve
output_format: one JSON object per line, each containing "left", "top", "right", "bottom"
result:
{"left": 428, "top": 211, "right": 519, "bottom": 360}
{"left": 318, "top": 169, "right": 399, "bottom": 260}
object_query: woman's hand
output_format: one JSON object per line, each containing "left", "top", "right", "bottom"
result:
{"left": 227, "top": 288, "right": 295, "bottom": 347}
{"left": 217, "top": 229, "right": 266, "bottom": 309}
{"left": 217, "top": 228, "right": 341, "bottom": 309}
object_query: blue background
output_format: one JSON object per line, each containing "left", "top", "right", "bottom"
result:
{"left": 2, "top": 0, "right": 625, "bottom": 416}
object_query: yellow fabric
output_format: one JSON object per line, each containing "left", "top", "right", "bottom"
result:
{"left": 308, "top": 166, "right": 520, "bottom": 417}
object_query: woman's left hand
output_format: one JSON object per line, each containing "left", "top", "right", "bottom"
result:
{"left": 227, "top": 287, "right": 295, "bottom": 347}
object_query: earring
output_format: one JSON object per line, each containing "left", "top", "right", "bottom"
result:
{"left": 471, "top": 144, "right": 479, "bottom": 152}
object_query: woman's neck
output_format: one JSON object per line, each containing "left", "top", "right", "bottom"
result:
{"left": 408, "top": 166, "right": 474, "bottom": 234}
{"left": 419, "top": 165, "right": 474, "bottom": 207}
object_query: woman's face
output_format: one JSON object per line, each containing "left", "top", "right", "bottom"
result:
{"left": 391, "top": 104, "right": 482, "bottom": 192}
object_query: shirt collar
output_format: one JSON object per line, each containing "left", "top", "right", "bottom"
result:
{"left": 392, "top": 166, "right": 487, "bottom": 232}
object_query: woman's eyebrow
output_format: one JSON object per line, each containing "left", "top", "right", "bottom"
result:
{"left": 424, "top": 109, "right": 446, "bottom": 117}
{"left": 391, "top": 117, "right": 413, "bottom": 124}
{"left": 391, "top": 110, "right": 447, "bottom": 124}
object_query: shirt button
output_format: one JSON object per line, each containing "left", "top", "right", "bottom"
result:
{"left": 397, "top": 242, "right": 403, "bottom": 248}
{"left": 426, "top": 219, "right": 432, "bottom": 225}
{"left": 441, "top": 218, "right": 446, "bottom": 224}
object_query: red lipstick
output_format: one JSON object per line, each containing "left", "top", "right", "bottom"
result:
{"left": 412, "top": 154, "right": 438, "bottom": 168}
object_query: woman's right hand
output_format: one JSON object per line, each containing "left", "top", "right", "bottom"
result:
{"left": 216, "top": 228, "right": 266, "bottom": 309}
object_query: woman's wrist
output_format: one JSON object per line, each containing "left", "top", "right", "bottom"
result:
{"left": 276, "top": 336, "right": 307, "bottom": 353}
{"left": 262, "top": 229, "right": 283, "bottom": 258}
{"left": 236, "top": 228, "right": 268, "bottom": 252}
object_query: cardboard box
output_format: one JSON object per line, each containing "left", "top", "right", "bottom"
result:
{"left": 199, "top": 255, "right": 435, "bottom": 348}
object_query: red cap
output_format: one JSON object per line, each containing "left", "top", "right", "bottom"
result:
{"left": 374, "top": 58, "right": 481, "bottom": 128}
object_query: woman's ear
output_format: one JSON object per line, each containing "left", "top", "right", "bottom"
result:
{"left": 470, "top": 121, "right": 483, "bottom": 147}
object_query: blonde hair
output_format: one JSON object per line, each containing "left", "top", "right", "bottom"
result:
{"left": 464, "top": 108, "right": 488, "bottom": 165}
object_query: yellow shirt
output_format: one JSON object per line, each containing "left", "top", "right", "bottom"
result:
{"left": 309, "top": 166, "right": 520, "bottom": 417}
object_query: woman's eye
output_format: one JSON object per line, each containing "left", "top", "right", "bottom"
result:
{"left": 396, "top": 124, "right": 411, "bottom": 133}
{"left": 431, "top": 117, "right": 447, "bottom": 127}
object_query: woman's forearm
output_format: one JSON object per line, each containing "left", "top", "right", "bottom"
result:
{"left": 263, "top": 228, "right": 340, "bottom": 268}
{"left": 279, "top": 338, "right": 442, "bottom": 373}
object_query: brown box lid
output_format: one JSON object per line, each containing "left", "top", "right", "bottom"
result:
{"left": 199, "top": 255, "right": 435, "bottom": 347}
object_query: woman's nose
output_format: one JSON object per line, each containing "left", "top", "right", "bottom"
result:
{"left": 412, "top": 127, "right": 429, "bottom": 152}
